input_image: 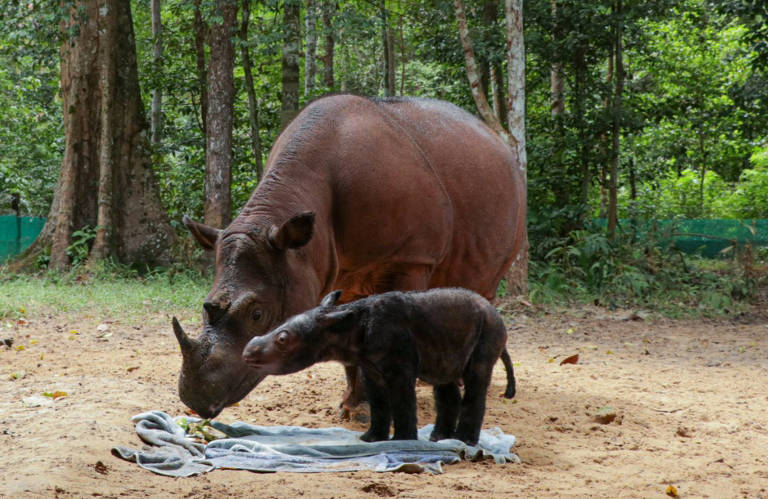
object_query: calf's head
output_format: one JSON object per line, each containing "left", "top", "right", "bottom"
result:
{"left": 173, "top": 212, "right": 319, "bottom": 418}
{"left": 242, "top": 290, "right": 357, "bottom": 375}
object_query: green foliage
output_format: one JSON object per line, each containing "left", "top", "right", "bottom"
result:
{"left": 66, "top": 226, "right": 98, "bottom": 267}
{"left": 0, "top": 2, "right": 63, "bottom": 215}
{"left": 527, "top": 225, "right": 760, "bottom": 316}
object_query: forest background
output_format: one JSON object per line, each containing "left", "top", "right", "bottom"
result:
{"left": 1, "top": 0, "right": 767, "bottom": 314}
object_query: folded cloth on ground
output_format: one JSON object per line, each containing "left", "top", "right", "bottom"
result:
{"left": 112, "top": 410, "right": 519, "bottom": 476}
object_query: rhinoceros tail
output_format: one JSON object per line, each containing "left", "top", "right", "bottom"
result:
{"left": 500, "top": 348, "right": 516, "bottom": 399}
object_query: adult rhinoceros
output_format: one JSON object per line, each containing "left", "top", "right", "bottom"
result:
{"left": 173, "top": 94, "right": 526, "bottom": 419}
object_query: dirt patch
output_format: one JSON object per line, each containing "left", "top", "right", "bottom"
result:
{"left": 2, "top": 306, "right": 767, "bottom": 498}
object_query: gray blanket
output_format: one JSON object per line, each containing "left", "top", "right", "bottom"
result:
{"left": 112, "top": 411, "right": 519, "bottom": 476}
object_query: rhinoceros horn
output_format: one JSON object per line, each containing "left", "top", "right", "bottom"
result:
{"left": 172, "top": 317, "right": 197, "bottom": 353}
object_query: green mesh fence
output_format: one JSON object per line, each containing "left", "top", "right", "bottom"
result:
{"left": 591, "top": 219, "right": 768, "bottom": 258}
{"left": 0, "top": 216, "right": 46, "bottom": 262}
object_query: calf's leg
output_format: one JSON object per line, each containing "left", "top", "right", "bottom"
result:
{"left": 453, "top": 349, "right": 496, "bottom": 446}
{"left": 388, "top": 374, "right": 418, "bottom": 440}
{"left": 359, "top": 371, "right": 392, "bottom": 442}
{"left": 430, "top": 383, "right": 461, "bottom": 441}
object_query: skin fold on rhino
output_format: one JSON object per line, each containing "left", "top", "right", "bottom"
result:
{"left": 173, "top": 94, "right": 526, "bottom": 419}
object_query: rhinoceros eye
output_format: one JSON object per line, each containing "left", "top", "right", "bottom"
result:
{"left": 252, "top": 309, "right": 262, "bottom": 322}
{"left": 276, "top": 331, "right": 289, "bottom": 348}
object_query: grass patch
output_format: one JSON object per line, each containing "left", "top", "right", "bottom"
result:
{"left": 0, "top": 268, "right": 210, "bottom": 323}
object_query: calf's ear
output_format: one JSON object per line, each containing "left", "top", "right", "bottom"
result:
{"left": 317, "top": 309, "right": 356, "bottom": 331}
{"left": 268, "top": 212, "right": 315, "bottom": 250}
{"left": 183, "top": 216, "right": 221, "bottom": 251}
{"left": 320, "top": 290, "right": 343, "bottom": 308}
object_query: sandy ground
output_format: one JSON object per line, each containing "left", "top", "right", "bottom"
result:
{"left": 2, "top": 304, "right": 768, "bottom": 498}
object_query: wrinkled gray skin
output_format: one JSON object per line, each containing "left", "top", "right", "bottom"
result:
{"left": 173, "top": 212, "right": 321, "bottom": 418}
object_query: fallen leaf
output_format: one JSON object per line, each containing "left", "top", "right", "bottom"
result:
{"left": 666, "top": 484, "right": 679, "bottom": 497}
{"left": 548, "top": 357, "right": 555, "bottom": 363}
{"left": 307, "top": 373, "right": 313, "bottom": 379}
{"left": 126, "top": 366, "right": 139, "bottom": 373}
{"left": 560, "top": 354, "right": 579, "bottom": 365}
{"left": 69, "top": 329, "right": 79, "bottom": 335}
{"left": 564, "top": 328, "right": 575, "bottom": 335}
{"left": 29, "top": 339, "right": 38, "bottom": 345}
{"left": 14, "top": 345, "right": 25, "bottom": 351}
{"left": 18, "top": 306, "right": 26, "bottom": 315}
{"left": 10, "top": 370, "right": 26, "bottom": 380}
{"left": 605, "top": 350, "right": 613, "bottom": 354}
{"left": 43, "top": 391, "right": 68, "bottom": 400}
{"left": 16, "top": 318, "right": 29, "bottom": 326}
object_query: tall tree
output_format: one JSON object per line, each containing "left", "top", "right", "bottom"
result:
{"left": 204, "top": 0, "right": 238, "bottom": 229}
{"left": 281, "top": 0, "right": 301, "bottom": 128}
{"left": 607, "top": 0, "right": 624, "bottom": 238}
{"left": 454, "top": 0, "right": 529, "bottom": 293}
{"left": 454, "top": 0, "right": 509, "bottom": 141}
{"left": 239, "top": 0, "right": 264, "bottom": 180}
{"left": 12, "top": 0, "right": 173, "bottom": 270}
{"left": 193, "top": 0, "right": 208, "bottom": 144}
{"left": 381, "top": 1, "right": 396, "bottom": 96}
{"left": 150, "top": 0, "right": 163, "bottom": 146}
{"left": 505, "top": 0, "right": 528, "bottom": 294}
{"left": 305, "top": 0, "right": 318, "bottom": 95}
{"left": 321, "top": 0, "right": 336, "bottom": 88}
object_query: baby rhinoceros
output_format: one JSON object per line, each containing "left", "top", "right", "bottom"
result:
{"left": 242, "top": 288, "right": 516, "bottom": 446}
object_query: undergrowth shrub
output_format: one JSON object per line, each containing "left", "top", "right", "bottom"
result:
{"left": 527, "top": 223, "right": 762, "bottom": 316}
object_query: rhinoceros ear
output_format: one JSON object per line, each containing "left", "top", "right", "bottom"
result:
{"left": 317, "top": 308, "right": 357, "bottom": 331}
{"left": 268, "top": 212, "right": 315, "bottom": 250}
{"left": 183, "top": 215, "right": 221, "bottom": 251}
{"left": 320, "top": 290, "right": 343, "bottom": 308}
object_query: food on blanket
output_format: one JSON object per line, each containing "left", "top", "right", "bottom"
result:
{"left": 175, "top": 95, "right": 526, "bottom": 420}
{"left": 178, "top": 418, "right": 224, "bottom": 442}
{"left": 242, "top": 288, "right": 516, "bottom": 446}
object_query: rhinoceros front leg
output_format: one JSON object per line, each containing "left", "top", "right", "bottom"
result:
{"left": 339, "top": 365, "right": 368, "bottom": 421}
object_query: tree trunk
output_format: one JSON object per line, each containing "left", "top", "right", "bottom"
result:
{"left": 550, "top": 2, "right": 564, "bottom": 118}
{"left": 280, "top": 0, "right": 301, "bottom": 129}
{"left": 193, "top": 0, "right": 208, "bottom": 143}
{"left": 150, "top": 0, "right": 163, "bottom": 146}
{"left": 454, "top": 0, "right": 509, "bottom": 142}
{"left": 204, "top": 0, "right": 237, "bottom": 229}
{"left": 321, "top": 0, "right": 335, "bottom": 88}
{"left": 305, "top": 0, "right": 318, "bottom": 95}
{"left": 575, "top": 49, "right": 591, "bottom": 213}
{"left": 240, "top": 0, "right": 263, "bottom": 181}
{"left": 607, "top": 0, "right": 623, "bottom": 239}
{"left": 398, "top": 3, "right": 406, "bottom": 95}
{"left": 599, "top": 43, "right": 614, "bottom": 219}
{"left": 381, "top": 1, "right": 395, "bottom": 96}
{"left": 12, "top": 0, "right": 173, "bottom": 271}
{"left": 549, "top": 0, "right": 569, "bottom": 224}
{"left": 491, "top": 63, "right": 506, "bottom": 125}
{"left": 504, "top": 0, "right": 528, "bottom": 295}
